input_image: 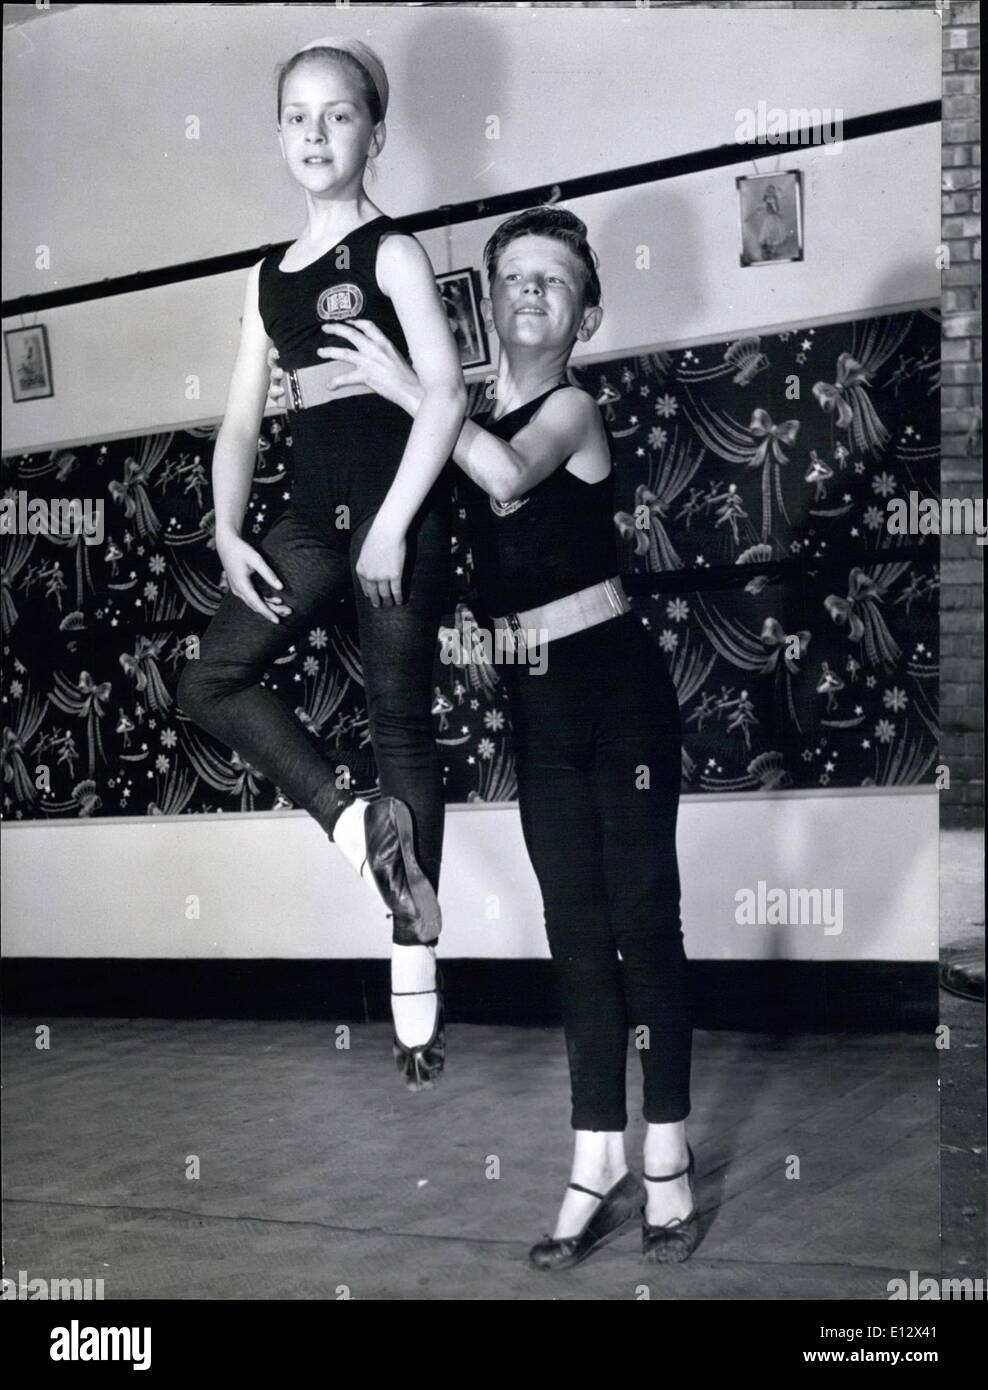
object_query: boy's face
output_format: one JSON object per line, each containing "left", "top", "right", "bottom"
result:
{"left": 484, "top": 234, "right": 601, "bottom": 353}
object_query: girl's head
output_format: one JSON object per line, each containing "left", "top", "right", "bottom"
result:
{"left": 482, "top": 207, "right": 603, "bottom": 355}
{"left": 275, "top": 38, "right": 389, "bottom": 189}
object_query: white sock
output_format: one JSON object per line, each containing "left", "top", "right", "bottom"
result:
{"left": 392, "top": 943, "right": 438, "bottom": 1047}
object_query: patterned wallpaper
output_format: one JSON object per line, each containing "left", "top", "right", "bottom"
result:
{"left": 0, "top": 306, "right": 940, "bottom": 820}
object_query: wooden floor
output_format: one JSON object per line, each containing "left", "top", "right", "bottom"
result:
{"left": 2, "top": 1018, "right": 938, "bottom": 1300}
{"left": 5, "top": 829, "right": 984, "bottom": 1301}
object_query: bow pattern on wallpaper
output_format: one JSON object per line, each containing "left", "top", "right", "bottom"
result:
{"left": 0, "top": 308, "right": 940, "bottom": 821}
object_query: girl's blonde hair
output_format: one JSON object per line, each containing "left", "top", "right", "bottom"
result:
{"left": 275, "top": 42, "right": 387, "bottom": 127}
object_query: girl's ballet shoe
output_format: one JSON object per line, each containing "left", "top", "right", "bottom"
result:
{"left": 361, "top": 796, "right": 442, "bottom": 946}
{"left": 392, "top": 966, "right": 445, "bottom": 1092}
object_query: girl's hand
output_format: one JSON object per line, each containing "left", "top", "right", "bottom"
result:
{"left": 355, "top": 519, "right": 407, "bottom": 608}
{"left": 216, "top": 531, "right": 291, "bottom": 624}
{"left": 266, "top": 347, "right": 287, "bottom": 407}
{"left": 318, "top": 319, "right": 422, "bottom": 411}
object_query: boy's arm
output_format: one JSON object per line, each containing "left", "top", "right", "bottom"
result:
{"left": 392, "top": 377, "right": 608, "bottom": 501}
{"left": 370, "top": 233, "right": 466, "bottom": 534}
{"left": 452, "top": 388, "right": 608, "bottom": 501}
{"left": 304, "top": 317, "right": 606, "bottom": 502}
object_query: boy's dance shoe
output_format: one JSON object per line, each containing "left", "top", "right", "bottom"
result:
{"left": 528, "top": 1172, "right": 644, "bottom": 1270}
{"left": 641, "top": 1145, "right": 700, "bottom": 1263}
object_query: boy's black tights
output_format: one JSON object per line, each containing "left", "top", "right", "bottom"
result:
{"left": 503, "top": 611, "right": 692, "bottom": 1132}
{"left": 177, "top": 505, "right": 449, "bottom": 892}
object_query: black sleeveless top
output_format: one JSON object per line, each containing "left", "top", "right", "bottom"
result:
{"left": 461, "top": 383, "right": 619, "bottom": 616}
{"left": 256, "top": 215, "right": 418, "bottom": 517}
{"left": 258, "top": 213, "right": 410, "bottom": 374}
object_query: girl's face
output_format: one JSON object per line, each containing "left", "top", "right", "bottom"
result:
{"left": 486, "top": 234, "right": 599, "bottom": 352}
{"left": 277, "top": 58, "right": 382, "bottom": 193}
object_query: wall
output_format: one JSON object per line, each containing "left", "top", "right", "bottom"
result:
{"left": 2, "top": 4, "right": 939, "bottom": 452}
{"left": 1, "top": 2, "right": 947, "bottom": 962}
{"left": 1, "top": 790, "right": 939, "bottom": 961}
{"left": 1, "top": 4, "right": 940, "bottom": 288}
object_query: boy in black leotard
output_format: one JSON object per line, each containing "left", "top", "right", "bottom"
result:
{"left": 269, "top": 206, "right": 699, "bottom": 1271}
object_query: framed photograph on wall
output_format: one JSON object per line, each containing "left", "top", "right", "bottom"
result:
{"left": 737, "top": 171, "right": 804, "bottom": 266}
{"left": 435, "top": 267, "right": 491, "bottom": 369}
{"left": 4, "top": 324, "right": 54, "bottom": 402}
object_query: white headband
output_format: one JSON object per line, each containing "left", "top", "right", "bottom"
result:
{"left": 296, "top": 35, "right": 389, "bottom": 121}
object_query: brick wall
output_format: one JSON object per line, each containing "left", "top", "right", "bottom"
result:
{"left": 941, "top": 0, "right": 983, "bottom": 825}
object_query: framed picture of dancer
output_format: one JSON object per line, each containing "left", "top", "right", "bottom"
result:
{"left": 737, "top": 171, "right": 804, "bottom": 266}
{"left": 435, "top": 267, "right": 491, "bottom": 368}
{"left": 4, "top": 324, "right": 54, "bottom": 402}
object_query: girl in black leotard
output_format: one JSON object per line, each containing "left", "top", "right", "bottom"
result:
{"left": 177, "top": 37, "right": 466, "bottom": 1091}
{"left": 281, "top": 206, "right": 699, "bottom": 1269}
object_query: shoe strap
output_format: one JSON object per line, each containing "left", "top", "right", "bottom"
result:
{"left": 644, "top": 1162, "right": 691, "bottom": 1183}
{"left": 391, "top": 988, "right": 438, "bottom": 997}
{"left": 566, "top": 1181, "right": 605, "bottom": 1200}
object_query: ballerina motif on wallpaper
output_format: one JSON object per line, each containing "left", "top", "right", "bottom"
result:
{"left": 0, "top": 307, "right": 940, "bottom": 820}
{"left": 681, "top": 399, "right": 799, "bottom": 544}
{"left": 692, "top": 595, "right": 810, "bottom": 731}
{"left": 613, "top": 428, "right": 705, "bottom": 571}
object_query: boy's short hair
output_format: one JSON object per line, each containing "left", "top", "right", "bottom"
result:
{"left": 483, "top": 206, "right": 602, "bottom": 309}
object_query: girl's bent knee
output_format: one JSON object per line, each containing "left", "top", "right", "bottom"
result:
{"left": 176, "top": 660, "right": 217, "bottom": 723}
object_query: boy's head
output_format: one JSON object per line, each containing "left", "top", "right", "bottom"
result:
{"left": 482, "top": 207, "right": 603, "bottom": 355}
{"left": 484, "top": 207, "right": 602, "bottom": 309}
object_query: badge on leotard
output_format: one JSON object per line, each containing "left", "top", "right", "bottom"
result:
{"left": 317, "top": 284, "right": 365, "bottom": 321}
{"left": 489, "top": 494, "right": 529, "bottom": 517}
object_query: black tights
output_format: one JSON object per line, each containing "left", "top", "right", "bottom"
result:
{"left": 504, "top": 611, "right": 692, "bottom": 1131}
{"left": 177, "top": 504, "right": 449, "bottom": 891}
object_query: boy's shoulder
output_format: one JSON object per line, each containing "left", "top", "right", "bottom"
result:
{"left": 544, "top": 381, "right": 603, "bottom": 425}
{"left": 555, "top": 381, "right": 596, "bottom": 405}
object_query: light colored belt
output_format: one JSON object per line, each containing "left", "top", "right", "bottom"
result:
{"left": 285, "top": 361, "right": 370, "bottom": 410}
{"left": 492, "top": 577, "right": 630, "bottom": 647}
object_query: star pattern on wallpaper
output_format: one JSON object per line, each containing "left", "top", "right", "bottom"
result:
{"left": 0, "top": 307, "right": 940, "bottom": 820}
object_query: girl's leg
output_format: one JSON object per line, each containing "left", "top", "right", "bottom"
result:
{"left": 177, "top": 510, "right": 353, "bottom": 833}
{"left": 349, "top": 504, "right": 448, "bottom": 892}
{"left": 350, "top": 503, "right": 450, "bottom": 1048}
{"left": 178, "top": 510, "right": 434, "bottom": 933}
{"left": 587, "top": 618, "right": 694, "bottom": 1225}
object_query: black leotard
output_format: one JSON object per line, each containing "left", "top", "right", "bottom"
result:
{"left": 258, "top": 215, "right": 435, "bottom": 535}
{"left": 461, "top": 383, "right": 618, "bottom": 615}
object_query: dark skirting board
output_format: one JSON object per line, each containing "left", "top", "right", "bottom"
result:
{"left": 2, "top": 957, "right": 937, "bottom": 1031}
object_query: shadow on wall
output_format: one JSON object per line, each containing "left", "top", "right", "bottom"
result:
{"left": 597, "top": 184, "right": 708, "bottom": 344}
{"left": 394, "top": 9, "right": 513, "bottom": 215}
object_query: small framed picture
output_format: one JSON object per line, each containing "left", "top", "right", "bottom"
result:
{"left": 435, "top": 268, "right": 490, "bottom": 369}
{"left": 737, "top": 171, "right": 804, "bottom": 267}
{"left": 4, "top": 324, "right": 54, "bottom": 401}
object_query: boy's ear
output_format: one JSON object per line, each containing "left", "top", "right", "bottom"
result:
{"left": 576, "top": 304, "right": 603, "bottom": 342}
{"left": 480, "top": 296, "right": 496, "bottom": 333}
